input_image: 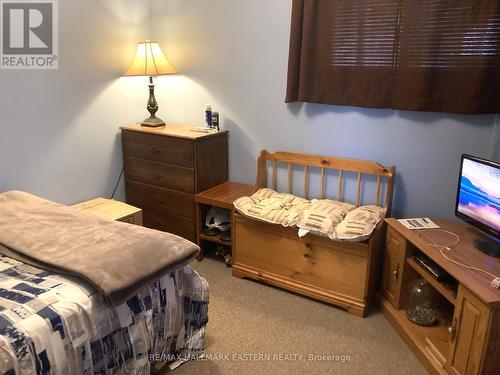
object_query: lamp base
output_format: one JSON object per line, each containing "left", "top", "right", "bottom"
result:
{"left": 141, "top": 116, "right": 166, "bottom": 128}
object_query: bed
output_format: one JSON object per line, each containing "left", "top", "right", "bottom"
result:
{"left": 0, "top": 191, "right": 209, "bottom": 374}
{"left": 232, "top": 150, "right": 395, "bottom": 317}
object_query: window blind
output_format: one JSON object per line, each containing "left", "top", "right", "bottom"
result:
{"left": 392, "top": 0, "right": 500, "bottom": 113}
{"left": 329, "top": 0, "right": 400, "bottom": 68}
{"left": 286, "top": 0, "right": 500, "bottom": 114}
{"left": 396, "top": 0, "right": 500, "bottom": 69}
{"left": 286, "top": 0, "right": 399, "bottom": 108}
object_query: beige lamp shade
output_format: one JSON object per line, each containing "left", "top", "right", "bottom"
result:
{"left": 124, "top": 41, "right": 178, "bottom": 76}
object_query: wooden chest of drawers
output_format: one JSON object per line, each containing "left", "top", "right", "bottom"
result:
{"left": 120, "top": 124, "right": 228, "bottom": 242}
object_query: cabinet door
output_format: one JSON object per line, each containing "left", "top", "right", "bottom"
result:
{"left": 382, "top": 227, "right": 407, "bottom": 309}
{"left": 448, "top": 286, "right": 490, "bottom": 375}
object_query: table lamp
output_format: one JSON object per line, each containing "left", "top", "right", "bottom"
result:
{"left": 125, "top": 41, "right": 178, "bottom": 127}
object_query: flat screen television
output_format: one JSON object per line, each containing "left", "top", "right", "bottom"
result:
{"left": 455, "top": 154, "right": 500, "bottom": 258}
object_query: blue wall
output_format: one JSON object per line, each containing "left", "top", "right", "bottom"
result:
{"left": 0, "top": 0, "right": 498, "bottom": 220}
{"left": 152, "top": 0, "right": 499, "bottom": 219}
{"left": 0, "top": 0, "right": 151, "bottom": 204}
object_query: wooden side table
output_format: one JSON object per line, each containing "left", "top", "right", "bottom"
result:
{"left": 72, "top": 198, "right": 143, "bottom": 225}
{"left": 195, "top": 182, "right": 255, "bottom": 260}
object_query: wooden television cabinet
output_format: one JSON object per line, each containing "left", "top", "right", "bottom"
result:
{"left": 379, "top": 218, "right": 500, "bottom": 374}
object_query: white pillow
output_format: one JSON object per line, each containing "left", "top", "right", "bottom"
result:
{"left": 234, "top": 189, "right": 307, "bottom": 226}
{"left": 278, "top": 196, "right": 311, "bottom": 227}
{"left": 296, "top": 199, "right": 354, "bottom": 238}
{"left": 234, "top": 189, "right": 385, "bottom": 242}
{"left": 333, "top": 205, "right": 385, "bottom": 241}
{"left": 250, "top": 188, "right": 278, "bottom": 202}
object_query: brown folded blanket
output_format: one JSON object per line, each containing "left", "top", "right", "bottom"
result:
{"left": 0, "top": 191, "right": 200, "bottom": 305}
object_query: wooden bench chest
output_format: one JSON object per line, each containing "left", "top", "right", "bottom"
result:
{"left": 232, "top": 150, "right": 395, "bottom": 317}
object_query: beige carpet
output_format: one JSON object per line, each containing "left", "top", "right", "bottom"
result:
{"left": 168, "top": 256, "right": 426, "bottom": 375}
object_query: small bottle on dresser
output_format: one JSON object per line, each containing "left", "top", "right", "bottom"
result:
{"left": 205, "top": 105, "right": 212, "bottom": 128}
{"left": 212, "top": 112, "right": 220, "bottom": 131}
{"left": 193, "top": 105, "right": 218, "bottom": 133}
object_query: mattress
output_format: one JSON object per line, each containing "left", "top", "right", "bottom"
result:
{"left": 0, "top": 255, "right": 208, "bottom": 374}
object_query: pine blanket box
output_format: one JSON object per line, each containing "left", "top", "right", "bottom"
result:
{"left": 232, "top": 150, "right": 395, "bottom": 317}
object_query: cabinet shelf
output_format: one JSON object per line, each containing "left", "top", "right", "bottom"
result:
{"left": 381, "top": 219, "right": 500, "bottom": 374}
{"left": 199, "top": 233, "right": 232, "bottom": 246}
{"left": 407, "top": 258, "right": 457, "bottom": 306}
{"left": 378, "top": 296, "right": 452, "bottom": 372}
{"left": 195, "top": 182, "right": 255, "bottom": 260}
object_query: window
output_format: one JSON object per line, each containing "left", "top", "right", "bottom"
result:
{"left": 286, "top": 0, "right": 500, "bottom": 114}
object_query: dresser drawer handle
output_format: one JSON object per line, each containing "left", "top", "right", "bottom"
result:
{"left": 153, "top": 195, "right": 164, "bottom": 204}
{"left": 151, "top": 146, "right": 161, "bottom": 155}
{"left": 152, "top": 172, "right": 163, "bottom": 180}
{"left": 154, "top": 218, "right": 165, "bottom": 227}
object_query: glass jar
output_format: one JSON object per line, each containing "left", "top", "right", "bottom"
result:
{"left": 406, "top": 278, "right": 438, "bottom": 326}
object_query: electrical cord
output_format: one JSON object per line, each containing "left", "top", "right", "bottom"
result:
{"left": 110, "top": 166, "right": 125, "bottom": 200}
{"left": 417, "top": 229, "right": 500, "bottom": 288}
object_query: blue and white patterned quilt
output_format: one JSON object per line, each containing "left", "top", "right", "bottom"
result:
{"left": 0, "top": 255, "right": 209, "bottom": 374}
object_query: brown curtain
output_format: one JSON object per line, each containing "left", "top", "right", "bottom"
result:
{"left": 286, "top": 0, "right": 500, "bottom": 114}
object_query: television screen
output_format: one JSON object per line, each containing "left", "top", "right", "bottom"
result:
{"left": 456, "top": 156, "right": 500, "bottom": 234}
